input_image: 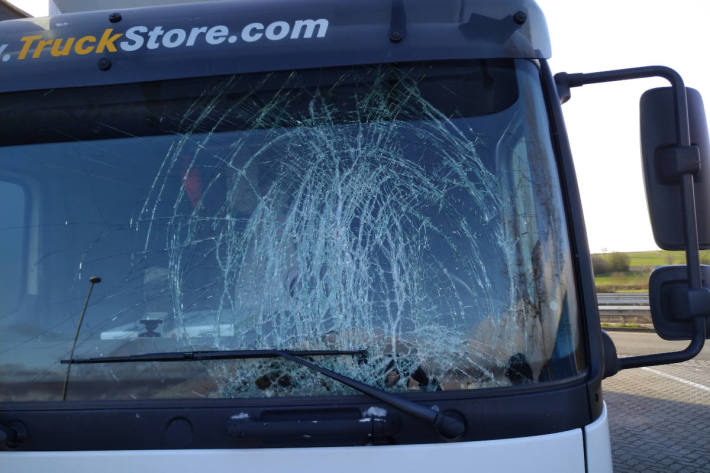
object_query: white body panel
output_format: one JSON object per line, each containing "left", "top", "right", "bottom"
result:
{"left": 2, "top": 425, "right": 587, "bottom": 473}
{"left": 584, "top": 403, "right": 613, "bottom": 473}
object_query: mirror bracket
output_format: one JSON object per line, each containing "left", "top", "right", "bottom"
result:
{"left": 669, "top": 286, "right": 710, "bottom": 320}
{"left": 600, "top": 330, "right": 619, "bottom": 379}
{"left": 656, "top": 144, "right": 701, "bottom": 184}
{"left": 554, "top": 66, "right": 691, "bottom": 148}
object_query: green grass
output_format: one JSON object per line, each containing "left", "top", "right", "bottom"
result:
{"left": 593, "top": 250, "right": 710, "bottom": 268}
{"left": 595, "top": 271, "right": 650, "bottom": 292}
{"left": 592, "top": 250, "right": 710, "bottom": 292}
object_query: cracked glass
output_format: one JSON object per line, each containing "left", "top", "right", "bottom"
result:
{"left": 0, "top": 59, "right": 585, "bottom": 401}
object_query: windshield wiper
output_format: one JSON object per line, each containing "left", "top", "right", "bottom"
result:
{"left": 274, "top": 350, "right": 466, "bottom": 439}
{"left": 61, "top": 348, "right": 366, "bottom": 364}
{"left": 61, "top": 348, "right": 466, "bottom": 439}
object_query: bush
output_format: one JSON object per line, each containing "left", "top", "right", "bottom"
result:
{"left": 591, "top": 255, "right": 611, "bottom": 275}
{"left": 608, "top": 252, "right": 630, "bottom": 272}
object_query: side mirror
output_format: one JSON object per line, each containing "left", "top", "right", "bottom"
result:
{"left": 640, "top": 87, "right": 710, "bottom": 250}
{"left": 640, "top": 85, "right": 710, "bottom": 345}
{"left": 555, "top": 66, "right": 709, "bottom": 371}
{"left": 649, "top": 265, "right": 710, "bottom": 340}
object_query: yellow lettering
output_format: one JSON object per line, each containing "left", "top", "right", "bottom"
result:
{"left": 74, "top": 35, "right": 96, "bottom": 55}
{"left": 96, "top": 28, "right": 123, "bottom": 53}
{"left": 50, "top": 38, "right": 75, "bottom": 57}
{"left": 18, "top": 35, "right": 42, "bottom": 60}
{"left": 32, "top": 39, "right": 54, "bottom": 59}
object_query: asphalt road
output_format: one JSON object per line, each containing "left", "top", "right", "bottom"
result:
{"left": 603, "top": 331, "right": 710, "bottom": 472}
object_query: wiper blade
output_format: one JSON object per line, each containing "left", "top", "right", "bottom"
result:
{"left": 61, "top": 348, "right": 367, "bottom": 364}
{"left": 62, "top": 348, "right": 466, "bottom": 439}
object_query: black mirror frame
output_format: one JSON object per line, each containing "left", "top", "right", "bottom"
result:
{"left": 649, "top": 265, "right": 710, "bottom": 340}
{"left": 640, "top": 87, "right": 710, "bottom": 250}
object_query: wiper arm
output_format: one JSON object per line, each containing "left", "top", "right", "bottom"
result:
{"left": 275, "top": 350, "right": 466, "bottom": 439}
{"left": 62, "top": 348, "right": 466, "bottom": 439}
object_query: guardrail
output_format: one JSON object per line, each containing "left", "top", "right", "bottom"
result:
{"left": 597, "top": 292, "right": 652, "bottom": 326}
{"left": 597, "top": 293, "right": 649, "bottom": 306}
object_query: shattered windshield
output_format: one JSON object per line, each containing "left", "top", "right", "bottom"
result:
{"left": 0, "top": 60, "right": 584, "bottom": 401}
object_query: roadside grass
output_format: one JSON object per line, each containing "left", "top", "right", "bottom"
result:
{"left": 593, "top": 249, "right": 710, "bottom": 293}
{"left": 595, "top": 271, "right": 650, "bottom": 292}
{"left": 594, "top": 249, "right": 710, "bottom": 268}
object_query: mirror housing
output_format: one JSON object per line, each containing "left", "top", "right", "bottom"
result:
{"left": 640, "top": 87, "right": 710, "bottom": 250}
{"left": 649, "top": 265, "right": 710, "bottom": 340}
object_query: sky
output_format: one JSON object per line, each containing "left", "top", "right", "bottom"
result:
{"left": 7, "top": 0, "right": 710, "bottom": 253}
{"left": 537, "top": 0, "right": 710, "bottom": 253}
{"left": 7, "top": 0, "right": 45, "bottom": 16}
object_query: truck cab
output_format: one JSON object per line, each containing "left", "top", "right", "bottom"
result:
{"left": 0, "top": 1, "right": 707, "bottom": 471}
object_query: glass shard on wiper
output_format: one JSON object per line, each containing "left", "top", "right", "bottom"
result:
{"left": 61, "top": 349, "right": 367, "bottom": 365}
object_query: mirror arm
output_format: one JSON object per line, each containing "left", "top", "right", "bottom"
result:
{"left": 556, "top": 66, "right": 708, "bottom": 371}
{"left": 618, "top": 317, "right": 706, "bottom": 370}
{"left": 555, "top": 66, "right": 690, "bottom": 146}
{"left": 556, "top": 68, "right": 700, "bottom": 281}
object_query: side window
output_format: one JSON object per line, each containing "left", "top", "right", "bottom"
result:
{"left": 0, "top": 181, "right": 26, "bottom": 316}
